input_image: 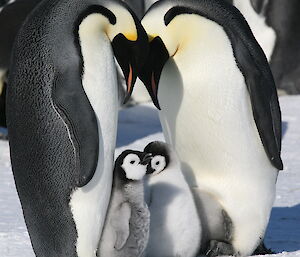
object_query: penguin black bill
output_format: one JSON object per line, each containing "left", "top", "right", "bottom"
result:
{"left": 140, "top": 153, "right": 152, "bottom": 165}
{"left": 111, "top": 17, "right": 148, "bottom": 104}
{"left": 138, "top": 36, "right": 170, "bottom": 110}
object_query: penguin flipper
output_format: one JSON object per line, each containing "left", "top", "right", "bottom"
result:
{"left": 53, "top": 69, "right": 99, "bottom": 186}
{"left": 227, "top": 26, "right": 283, "bottom": 170}
{"left": 111, "top": 202, "right": 131, "bottom": 250}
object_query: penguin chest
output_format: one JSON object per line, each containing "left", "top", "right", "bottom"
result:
{"left": 147, "top": 171, "right": 201, "bottom": 257}
{"left": 157, "top": 28, "right": 277, "bottom": 199}
{"left": 69, "top": 29, "right": 119, "bottom": 257}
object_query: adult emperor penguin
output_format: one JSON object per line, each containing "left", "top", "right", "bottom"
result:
{"left": 7, "top": 0, "right": 148, "bottom": 256}
{"left": 144, "top": 141, "right": 201, "bottom": 257}
{"left": 98, "top": 150, "right": 151, "bottom": 257}
{"left": 139, "top": 0, "right": 283, "bottom": 256}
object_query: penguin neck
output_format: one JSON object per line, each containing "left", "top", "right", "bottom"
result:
{"left": 162, "top": 14, "right": 208, "bottom": 58}
{"left": 79, "top": 13, "right": 119, "bottom": 155}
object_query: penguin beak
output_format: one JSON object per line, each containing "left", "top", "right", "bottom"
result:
{"left": 138, "top": 36, "right": 170, "bottom": 110}
{"left": 140, "top": 153, "right": 152, "bottom": 165}
{"left": 111, "top": 19, "right": 149, "bottom": 104}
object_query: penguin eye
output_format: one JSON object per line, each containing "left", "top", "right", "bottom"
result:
{"left": 130, "top": 160, "right": 136, "bottom": 164}
{"left": 155, "top": 161, "right": 160, "bottom": 166}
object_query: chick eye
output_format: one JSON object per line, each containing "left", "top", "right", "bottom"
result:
{"left": 130, "top": 160, "right": 136, "bottom": 164}
{"left": 155, "top": 161, "right": 160, "bottom": 166}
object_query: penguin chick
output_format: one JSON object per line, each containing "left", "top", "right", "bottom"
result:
{"left": 98, "top": 150, "right": 152, "bottom": 257}
{"left": 144, "top": 141, "right": 202, "bottom": 257}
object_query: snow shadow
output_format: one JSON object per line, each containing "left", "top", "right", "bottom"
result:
{"left": 265, "top": 204, "right": 300, "bottom": 252}
{"left": 145, "top": 182, "right": 181, "bottom": 255}
{"left": 116, "top": 104, "right": 162, "bottom": 147}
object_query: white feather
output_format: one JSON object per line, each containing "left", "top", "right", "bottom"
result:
{"left": 69, "top": 14, "right": 119, "bottom": 257}
{"left": 146, "top": 148, "right": 201, "bottom": 257}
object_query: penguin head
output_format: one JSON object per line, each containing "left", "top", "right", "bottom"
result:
{"left": 139, "top": 0, "right": 232, "bottom": 109}
{"left": 78, "top": 1, "right": 149, "bottom": 103}
{"left": 144, "top": 141, "right": 170, "bottom": 175}
{"left": 115, "top": 150, "right": 152, "bottom": 181}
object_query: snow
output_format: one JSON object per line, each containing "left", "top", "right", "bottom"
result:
{"left": 0, "top": 96, "right": 299, "bottom": 257}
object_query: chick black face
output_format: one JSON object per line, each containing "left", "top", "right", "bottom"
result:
{"left": 144, "top": 141, "right": 170, "bottom": 175}
{"left": 115, "top": 150, "right": 152, "bottom": 182}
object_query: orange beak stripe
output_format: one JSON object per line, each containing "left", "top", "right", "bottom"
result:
{"left": 151, "top": 72, "right": 156, "bottom": 95}
{"left": 127, "top": 64, "right": 133, "bottom": 94}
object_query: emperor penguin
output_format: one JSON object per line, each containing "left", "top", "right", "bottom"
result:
{"left": 98, "top": 150, "right": 152, "bottom": 257}
{"left": 231, "top": 0, "right": 300, "bottom": 95}
{"left": 144, "top": 141, "right": 201, "bottom": 257}
{"left": 139, "top": 0, "right": 283, "bottom": 256}
{"left": 6, "top": 0, "right": 148, "bottom": 256}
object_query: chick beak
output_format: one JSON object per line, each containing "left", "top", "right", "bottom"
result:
{"left": 140, "top": 153, "right": 152, "bottom": 165}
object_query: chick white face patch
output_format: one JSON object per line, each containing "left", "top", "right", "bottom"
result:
{"left": 122, "top": 154, "right": 147, "bottom": 180}
{"left": 150, "top": 155, "right": 166, "bottom": 175}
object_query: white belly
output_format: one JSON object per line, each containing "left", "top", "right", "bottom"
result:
{"left": 146, "top": 167, "right": 201, "bottom": 257}
{"left": 69, "top": 16, "right": 119, "bottom": 257}
{"left": 157, "top": 21, "right": 278, "bottom": 255}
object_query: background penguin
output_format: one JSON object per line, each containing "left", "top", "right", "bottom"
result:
{"left": 225, "top": 0, "right": 300, "bottom": 95}
{"left": 6, "top": 0, "right": 148, "bottom": 256}
{"left": 0, "top": 0, "right": 42, "bottom": 128}
{"left": 236, "top": 0, "right": 300, "bottom": 95}
{"left": 144, "top": 141, "right": 201, "bottom": 257}
{"left": 139, "top": 0, "right": 283, "bottom": 256}
{"left": 98, "top": 150, "right": 152, "bottom": 257}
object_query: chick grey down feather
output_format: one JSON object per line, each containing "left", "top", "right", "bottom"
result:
{"left": 98, "top": 151, "right": 150, "bottom": 257}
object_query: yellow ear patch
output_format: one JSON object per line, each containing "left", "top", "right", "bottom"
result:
{"left": 124, "top": 33, "right": 137, "bottom": 41}
{"left": 105, "top": 3, "right": 138, "bottom": 42}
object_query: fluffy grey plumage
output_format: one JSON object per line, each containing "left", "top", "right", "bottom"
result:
{"left": 98, "top": 150, "right": 151, "bottom": 257}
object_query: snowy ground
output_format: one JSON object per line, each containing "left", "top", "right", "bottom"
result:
{"left": 0, "top": 96, "right": 299, "bottom": 257}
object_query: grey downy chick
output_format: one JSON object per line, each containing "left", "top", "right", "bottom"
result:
{"left": 98, "top": 150, "right": 152, "bottom": 257}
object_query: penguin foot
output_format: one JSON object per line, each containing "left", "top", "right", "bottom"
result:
{"left": 205, "top": 240, "right": 235, "bottom": 257}
{"left": 222, "top": 209, "right": 233, "bottom": 242}
{"left": 253, "top": 241, "right": 274, "bottom": 255}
